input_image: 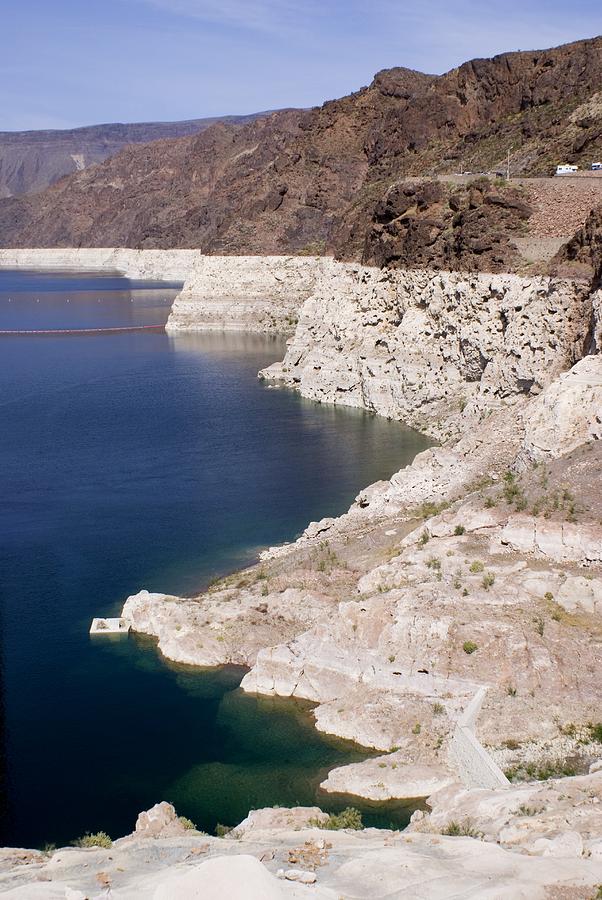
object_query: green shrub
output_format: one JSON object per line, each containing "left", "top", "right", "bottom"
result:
{"left": 463, "top": 640, "right": 478, "bottom": 655}
{"left": 482, "top": 572, "right": 495, "bottom": 590}
{"left": 432, "top": 702, "right": 444, "bottom": 715}
{"left": 73, "top": 831, "right": 112, "bottom": 849}
{"left": 454, "top": 525, "right": 466, "bottom": 536}
{"left": 589, "top": 723, "right": 602, "bottom": 743}
{"left": 517, "top": 804, "right": 539, "bottom": 817}
{"left": 412, "top": 722, "right": 422, "bottom": 735}
{"left": 215, "top": 823, "right": 233, "bottom": 837}
{"left": 505, "top": 760, "right": 576, "bottom": 782}
{"left": 469, "top": 561, "right": 484, "bottom": 573}
{"left": 309, "top": 807, "right": 363, "bottom": 830}
{"left": 426, "top": 557, "right": 441, "bottom": 570}
{"left": 441, "top": 818, "right": 482, "bottom": 838}
{"left": 419, "top": 530, "right": 430, "bottom": 546}
{"left": 178, "top": 816, "right": 197, "bottom": 830}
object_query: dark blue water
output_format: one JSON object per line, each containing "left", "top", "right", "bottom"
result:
{"left": 0, "top": 270, "right": 429, "bottom": 848}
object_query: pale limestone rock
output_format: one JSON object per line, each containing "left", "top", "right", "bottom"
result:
{"left": 166, "top": 255, "right": 326, "bottom": 333}
{"left": 532, "top": 831, "right": 583, "bottom": 858}
{"left": 320, "top": 758, "right": 455, "bottom": 801}
{"left": 134, "top": 802, "right": 188, "bottom": 839}
{"left": 520, "top": 355, "right": 602, "bottom": 465}
{"left": 233, "top": 807, "right": 328, "bottom": 837}
{"left": 499, "top": 516, "right": 602, "bottom": 563}
{"left": 261, "top": 265, "right": 591, "bottom": 441}
{"left": 279, "top": 868, "right": 317, "bottom": 884}
{"left": 590, "top": 759, "right": 602, "bottom": 774}
{"left": 557, "top": 575, "right": 602, "bottom": 615}
{"left": 153, "top": 855, "right": 285, "bottom": 900}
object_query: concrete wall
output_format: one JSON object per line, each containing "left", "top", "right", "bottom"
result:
{"left": 448, "top": 687, "right": 510, "bottom": 790}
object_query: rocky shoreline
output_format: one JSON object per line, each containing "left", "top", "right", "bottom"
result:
{"left": 2, "top": 246, "right": 602, "bottom": 896}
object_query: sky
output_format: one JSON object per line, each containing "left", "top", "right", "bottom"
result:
{"left": 2, "top": 0, "right": 602, "bottom": 131}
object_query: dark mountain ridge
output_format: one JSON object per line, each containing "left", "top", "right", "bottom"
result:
{"left": 0, "top": 111, "right": 284, "bottom": 198}
{"left": 2, "top": 35, "right": 602, "bottom": 271}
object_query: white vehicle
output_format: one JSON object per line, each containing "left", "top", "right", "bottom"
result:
{"left": 592, "top": 162, "right": 602, "bottom": 171}
{"left": 555, "top": 164, "right": 579, "bottom": 175}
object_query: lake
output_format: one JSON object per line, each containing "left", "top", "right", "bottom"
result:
{"left": 0, "top": 269, "right": 430, "bottom": 848}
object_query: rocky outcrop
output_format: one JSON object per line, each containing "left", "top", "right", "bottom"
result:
{"left": 4, "top": 796, "right": 602, "bottom": 898}
{"left": 364, "top": 179, "right": 532, "bottom": 272}
{"left": 261, "top": 264, "right": 591, "bottom": 440}
{"left": 166, "top": 255, "right": 327, "bottom": 332}
{"left": 131, "top": 802, "right": 190, "bottom": 839}
{"left": 519, "top": 354, "right": 602, "bottom": 464}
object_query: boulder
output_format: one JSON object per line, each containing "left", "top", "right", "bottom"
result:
{"left": 134, "top": 802, "right": 189, "bottom": 839}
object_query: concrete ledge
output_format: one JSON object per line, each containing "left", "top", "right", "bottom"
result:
{"left": 90, "top": 617, "right": 130, "bottom": 635}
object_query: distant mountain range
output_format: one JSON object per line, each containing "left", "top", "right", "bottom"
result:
{"left": 0, "top": 112, "right": 282, "bottom": 197}
{"left": 2, "top": 35, "right": 602, "bottom": 269}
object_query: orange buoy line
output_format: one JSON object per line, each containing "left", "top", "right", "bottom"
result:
{"left": 0, "top": 324, "right": 166, "bottom": 336}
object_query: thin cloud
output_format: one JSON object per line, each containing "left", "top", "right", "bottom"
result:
{"left": 124, "top": 0, "right": 325, "bottom": 36}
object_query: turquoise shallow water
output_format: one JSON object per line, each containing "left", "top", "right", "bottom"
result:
{"left": 0, "top": 270, "right": 430, "bottom": 847}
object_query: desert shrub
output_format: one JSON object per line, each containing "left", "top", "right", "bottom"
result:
{"left": 506, "top": 684, "right": 517, "bottom": 697}
{"left": 454, "top": 525, "right": 466, "bottom": 536}
{"left": 482, "top": 572, "right": 495, "bottom": 590}
{"left": 309, "top": 807, "right": 363, "bottom": 830}
{"left": 73, "top": 832, "right": 112, "bottom": 849}
{"left": 432, "top": 702, "right": 444, "bottom": 715}
{"left": 426, "top": 557, "right": 441, "bottom": 570}
{"left": 469, "top": 561, "right": 484, "bottom": 573}
{"left": 178, "top": 816, "right": 197, "bottom": 830}
{"left": 412, "top": 723, "right": 422, "bottom": 735}
{"left": 441, "top": 818, "right": 482, "bottom": 838}
{"left": 589, "top": 723, "right": 602, "bottom": 743}
{"left": 419, "top": 530, "right": 430, "bottom": 545}
{"left": 215, "top": 823, "right": 233, "bottom": 837}
{"left": 505, "top": 760, "right": 576, "bottom": 782}
{"left": 419, "top": 500, "right": 450, "bottom": 519}
{"left": 463, "top": 640, "right": 478, "bottom": 655}
{"left": 517, "top": 805, "right": 539, "bottom": 817}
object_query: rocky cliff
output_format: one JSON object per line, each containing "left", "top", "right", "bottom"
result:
{"left": 2, "top": 37, "right": 602, "bottom": 257}
{"left": 261, "top": 263, "right": 592, "bottom": 440}
{"left": 0, "top": 111, "right": 279, "bottom": 198}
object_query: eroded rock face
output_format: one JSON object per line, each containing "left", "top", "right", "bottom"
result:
{"left": 364, "top": 179, "right": 532, "bottom": 272}
{"left": 261, "top": 265, "right": 591, "bottom": 440}
{"left": 519, "top": 354, "right": 602, "bottom": 464}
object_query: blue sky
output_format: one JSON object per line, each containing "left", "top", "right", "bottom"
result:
{"left": 2, "top": 0, "right": 601, "bottom": 131}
